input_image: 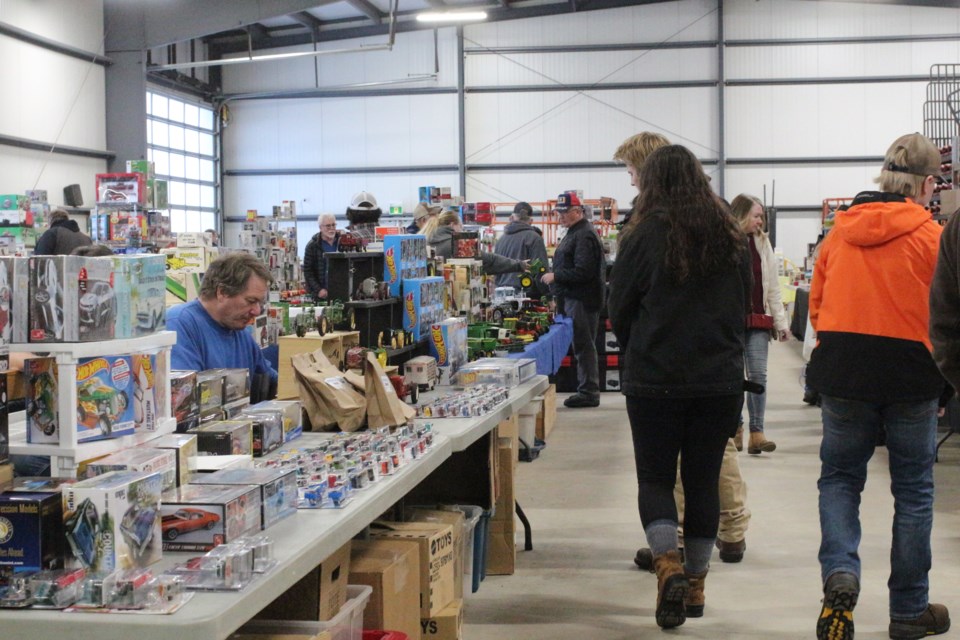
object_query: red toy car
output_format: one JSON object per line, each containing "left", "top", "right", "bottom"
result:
{"left": 161, "top": 508, "right": 221, "bottom": 541}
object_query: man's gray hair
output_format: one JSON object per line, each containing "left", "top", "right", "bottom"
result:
{"left": 199, "top": 252, "right": 273, "bottom": 300}
{"left": 318, "top": 213, "right": 336, "bottom": 227}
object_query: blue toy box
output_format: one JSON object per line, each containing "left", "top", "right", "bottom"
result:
{"left": 383, "top": 234, "right": 428, "bottom": 297}
{"left": 75, "top": 355, "right": 137, "bottom": 442}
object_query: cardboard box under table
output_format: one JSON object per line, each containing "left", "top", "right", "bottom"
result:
{"left": 256, "top": 539, "right": 351, "bottom": 621}
{"left": 421, "top": 598, "right": 463, "bottom": 640}
{"left": 486, "top": 434, "right": 517, "bottom": 576}
{"left": 349, "top": 539, "right": 420, "bottom": 640}
{"left": 371, "top": 520, "right": 456, "bottom": 618}
{"left": 243, "top": 584, "right": 369, "bottom": 640}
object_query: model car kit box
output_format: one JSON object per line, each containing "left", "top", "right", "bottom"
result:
{"left": 247, "top": 400, "right": 302, "bottom": 442}
{"left": 86, "top": 447, "right": 177, "bottom": 493}
{"left": 61, "top": 470, "right": 163, "bottom": 572}
{"left": 0, "top": 491, "right": 64, "bottom": 582}
{"left": 75, "top": 355, "right": 137, "bottom": 442}
{"left": 241, "top": 412, "right": 283, "bottom": 458}
{"left": 96, "top": 172, "right": 146, "bottom": 205}
{"left": 25, "top": 357, "right": 59, "bottom": 444}
{"left": 28, "top": 256, "right": 123, "bottom": 343}
{"left": 192, "top": 467, "right": 297, "bottom": 530}
{"left": 217, "top": 368, "right": 251, "bottom": 402}
{"left": 130, "top": 254, "right": 166, "bottom": 336}
{"left": 151, "top": 433, "right": 198, "bottom": 487}
{"left": 171, "top": 370, "right": 199, "bottom": 425}
{"left": 0, "top": 256, "right": 29, "bottom": 343}
{"left": 189, "top": 420, "right": 254, "bottom": 456}
{"left": 107, "top": 255, "right": 134, "bottom": 340}
{"left": 159, "top": 483, "right": 261, "bottom": 552}
{"left": 223, "top": 397, "right": 251, "bottom": 419}
{"left": 197, "top": 370, "right": 226, "bottom": 413}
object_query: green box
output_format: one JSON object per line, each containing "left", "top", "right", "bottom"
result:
{"left": 126, "top": 160, "right": 155, "bottom": 178}
{"left": 0, "top": 195, "right": 25, "bottom": 211}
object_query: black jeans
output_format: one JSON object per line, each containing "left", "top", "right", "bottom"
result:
{"left": 626, "top": 394, "right": 742, "bottom": 539}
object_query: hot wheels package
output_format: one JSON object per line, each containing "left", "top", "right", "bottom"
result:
{"left": 75, "top": 355, "right": 137, "bottom": 442}
{"left": 28, "top": 567, "right": 87, "bottom": 608}
{"left": 25, "top": 357, "right": 59, "bottom": 444}
{"left": 61, "top": 470, "right": 163, "bottom": 572}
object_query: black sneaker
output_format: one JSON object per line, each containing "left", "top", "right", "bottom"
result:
{"left": 817, "top": 572, "right": 859, "bottom": 640}
{"left": 889, "top": 603, "right": 950, "bottom": 639}
{"left": 564, "top": 394, "right": 600, "bottom": 408}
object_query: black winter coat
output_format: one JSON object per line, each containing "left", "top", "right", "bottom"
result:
{"left": 33, "top": 219, "right": 92, "bottom": 256}
{"left": 608, "top": 213, "right": 750, "bottom": 398}
{"left": 550, "top": 218, "right": 605, "bottom": 311}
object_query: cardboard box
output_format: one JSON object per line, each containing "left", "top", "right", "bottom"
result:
{"left": 256, "top": 540, "right": 351, "bottom": 621}
{"left": 535, "top": 384, "right": 557, "bottom": 441}
{"left": 159, "top": 483, "right": 261, "bottom": 552}
{"left": 349, "top": 539, "right": 420, "bottom": 640}
{"left": 61, "top": 470, "right": 163, "bottom": 572}
{"left": 421, "top": 598, "right": 463, "bottom": 640}
{"left": 371, "top": 520, "right": 456, "bottom": 617}
{"left": 407, "top": 508, "right": 465, "bottom": 600}
{"left": 487, "top": 437, "right": 516, "bottom": 576}
{"left": 0, "top": 256, "right": 29, "bottom": 343}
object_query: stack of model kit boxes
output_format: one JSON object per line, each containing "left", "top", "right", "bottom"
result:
{"left": 237, "top": 214, "right": 301, "bottom": 298}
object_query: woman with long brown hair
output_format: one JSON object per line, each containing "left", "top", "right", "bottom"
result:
{"left": 609, "top": 145, "right": 749, "bottom": 629}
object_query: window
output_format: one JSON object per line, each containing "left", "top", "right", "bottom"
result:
{"left": 146, "top": 90, "right": 218, "bottom": 234}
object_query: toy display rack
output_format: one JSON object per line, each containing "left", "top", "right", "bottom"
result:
{"left": 7, "top": 331, "right": 177, "bottom": 477}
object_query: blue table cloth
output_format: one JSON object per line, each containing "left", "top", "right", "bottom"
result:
{"left": 506, "top": 315, "right": 574, "bottom": 376}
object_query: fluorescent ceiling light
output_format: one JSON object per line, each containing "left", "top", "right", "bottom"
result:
{"left": 416, "top": 11, "right": 487, "bottom": 23}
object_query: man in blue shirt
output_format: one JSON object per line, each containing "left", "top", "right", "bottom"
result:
{"left": 167, "top": 253, "right": 278, "bottom": 386}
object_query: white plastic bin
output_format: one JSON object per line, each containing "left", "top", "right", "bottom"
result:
{"left": 518, "top": 400, "right": 541, "bottom": 446}
{"left": 235, "top": 584, "right": 372, "bottom": 640}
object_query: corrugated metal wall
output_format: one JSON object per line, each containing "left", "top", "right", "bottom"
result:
{"left": 221, "top": 0, "right": 960, "bottom": 263}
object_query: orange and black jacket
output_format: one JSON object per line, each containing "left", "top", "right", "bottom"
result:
{"left": 808, "top": 191, "right": 947, "bottom": 404}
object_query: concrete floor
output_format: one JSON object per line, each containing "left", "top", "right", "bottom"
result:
{"left": 463, "top": 342, "right": 960, "bottom": 639}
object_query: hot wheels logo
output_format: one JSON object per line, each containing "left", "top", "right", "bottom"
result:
{"left": 77, "top": 358, "right": 109, "bottom": 381}
{"left": 385, "top": 248, "right": 397, "bottom": 283}
{"left": 405, "top": 292, "right": 416, "bottom": 328}
{"left": 431, "top": 325, "right": 447, "bottom": 365}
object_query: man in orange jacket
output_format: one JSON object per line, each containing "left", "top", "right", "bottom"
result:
{"left": 808, "top": 133, "right": 951, "bottom": 640}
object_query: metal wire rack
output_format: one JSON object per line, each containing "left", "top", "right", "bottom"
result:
{"left": 923, "top": 64, "right": 960, "bottom": 148}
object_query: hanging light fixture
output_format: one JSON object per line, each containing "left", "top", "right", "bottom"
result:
{"left": 415, "top": 10, "right": 488, "bottom": 23}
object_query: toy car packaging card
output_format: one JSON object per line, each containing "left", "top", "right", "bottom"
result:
{"left": 61, "top": 470, "right": 163, "bottom": 572}
{"left": 75, "top": 355, "right": 137, "bottom": 443}
{"left": 159, "top": 484, "right": 260, "bottom": 552}
{"left": 25, "top": 357, "right": 59, "bottom": 444}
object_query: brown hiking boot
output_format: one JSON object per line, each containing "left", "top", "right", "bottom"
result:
{"left": 748, "top": 431, "right": 776, "bottom": 455}
{"left": 889, "top": 603, "right": 950, "bottom": 639}
{"left": 684, "top": 569, "right": 708, "bottom": 617}
{"left": 817, "top": 572, "right": 859, "bottom": 640}
{"left": 653, "top": 550, "right": 688, "bottom": 629}
{"left": 716, "top": 538, "right": 746, "bottom": 563}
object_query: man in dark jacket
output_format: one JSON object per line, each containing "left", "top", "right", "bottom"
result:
{"left": 494, "top": 202, "right": 549, "bottom": 296}
{"left": 541, "top": 191, "right": 605, "bottom": 408}
{"left": 34, "top": 209, "right": 92, "bottom": 255}
{"left": 303, "top": 213, "right": 339, "bottom": 299}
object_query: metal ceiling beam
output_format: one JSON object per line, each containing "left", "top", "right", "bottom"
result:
{"left": 0, "top": 133, "right": 114, "bottom": 161}
{"left": 726, "top": 75, "right": 927, "bottom": 86}
{"left": 225, "top": 164, "right": 457, "bottom": 176}
{"left": 247, "top": 23, "right": 271, "bottom": 41}
{"left": 0, "top": 20, "right": 112, "bottom": 66}
{"left": 291, "top": 11, "right": 322, "bottom": 36}
{"left": 465, "top": 40, "right": 717, "bottom": 54}
{"left": 727, "top": 33, "right": 960, "bottom": 47}
{"left": 467, "top": 79, "right": 716, "bottom": 93}
{"left": 346, "top": 0, "right": 384, "bottom": 24}
{"left": 207, "top": 0, "right": 671, "bottom": 52}
{"left": 424, "top": 0, "right": 447, "bottom": 6}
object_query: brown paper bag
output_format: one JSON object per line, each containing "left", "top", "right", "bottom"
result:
{"left": 292, "top": 349, "right": 367, "bottom": 431}
{"left": 364, "top": 352, "right": 415, "bottom": 429}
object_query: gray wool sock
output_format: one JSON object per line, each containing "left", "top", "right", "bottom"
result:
{"left": 684, "top": 536, "right": 714, "bottom": 574}
{"left": 644, "top": 519, "right": 679, "bottom": 557}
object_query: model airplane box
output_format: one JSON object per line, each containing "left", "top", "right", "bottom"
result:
{"left": 75, "top": 355, "right": 137, "bottom": 443}
{"left": 159, "top": 483, "right": 261, "bottom": 552}
{"left": 25, "top": 357, "right": 59, "bottom": 444}
{"left": 0, "top": 256, "right": 29, "bottom": 343}
{"left": 130, "top": 254, "right": 166, "bottom": 336}
{"left": 0, "top": 491, "right": 64, "bottom": 582}
{"left": 61, "top": 470, "right": 163, "bottom": 572}
{"left": 192, "top": 467, "right": 297, "bottom": 530}
{"left": 86, "top": 447, "right": 177, "bottom": 493}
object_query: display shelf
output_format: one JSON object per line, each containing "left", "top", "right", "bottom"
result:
{"left": 10, "top": 331, "right": 177, "bottom": 476}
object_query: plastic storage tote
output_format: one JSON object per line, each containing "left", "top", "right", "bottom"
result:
{"left": 236, "top": 584, "right": 372, "bottom": 640}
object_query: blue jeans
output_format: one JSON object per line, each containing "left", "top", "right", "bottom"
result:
{"left": 744, "top": 329, "right": 769, "bottom": 433}
{"left": 817, "top": 395, "right": 937, "bottom": 619}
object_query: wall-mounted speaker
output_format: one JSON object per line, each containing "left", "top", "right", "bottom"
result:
{"left": 63, "top": 184, "right": 82, "bottom": 207}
